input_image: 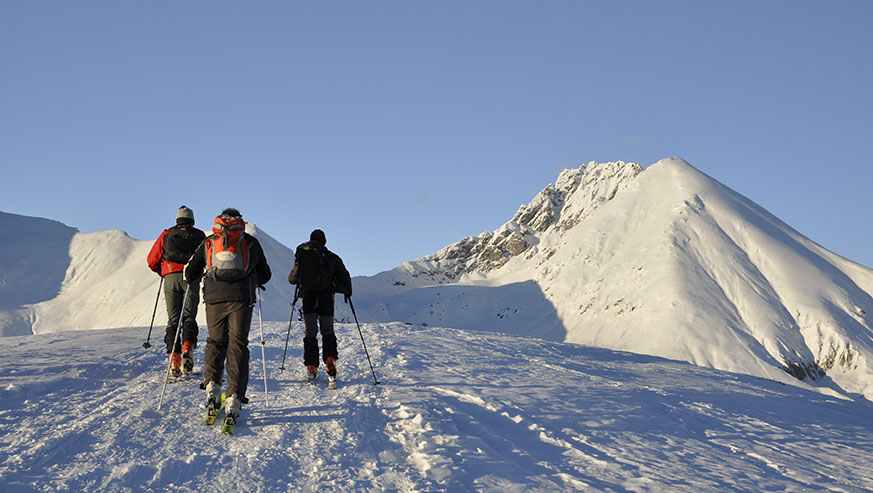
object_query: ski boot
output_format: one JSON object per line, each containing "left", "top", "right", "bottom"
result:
{"left": 169, "top": 353, "right": 182, "bottom": 380}
{"left": 306, "top": 365, "right": 319, "bottom": 385}
{"left": 326, "top": 357, "right": 337, "bottom": 389}
{"left": 202, "top": 381, "right": 224, "bottom": 425}
{"left": 181, "top": 340, "right": 195, "bottom": 373}
{"left": 222, "top": 394, "right": 242, "bottom": 435}
{"left": 206, "top": 381, "right": 221, "bottom": 411}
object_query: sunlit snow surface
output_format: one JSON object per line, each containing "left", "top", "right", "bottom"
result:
{"left": 2, "top": 322, "right": 872, "bottom": 491}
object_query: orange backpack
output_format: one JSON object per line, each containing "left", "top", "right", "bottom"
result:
{"left": 204, "top": 215, "right": 253, "bottom": 281}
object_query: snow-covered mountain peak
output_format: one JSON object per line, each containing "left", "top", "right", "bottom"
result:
{"left": 349, "top": 158, "right": 873, "bottom": 401}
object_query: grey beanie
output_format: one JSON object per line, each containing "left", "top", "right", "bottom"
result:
{"left": 176, "top": 205, "right": 195, "bottom": 224}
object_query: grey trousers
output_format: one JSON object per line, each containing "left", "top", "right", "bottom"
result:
{"left": 162, "top": 272, "right": 200, "bottom": 354}
{"left": 203, "top": 301, "right": 253, "bottom": 400}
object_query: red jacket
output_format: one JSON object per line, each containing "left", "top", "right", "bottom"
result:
{"left": 147, "top": 226, "right": 206, "bottom": 277}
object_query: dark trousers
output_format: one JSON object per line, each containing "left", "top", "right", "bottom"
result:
{"left": 302, "top": 294, "right": 337, "bottom": 367}
{"left": 203, "top": 301, "right": 253, "bottom": 400}
{"left": 163, "top": 272, "right": 200, "bottom": 354}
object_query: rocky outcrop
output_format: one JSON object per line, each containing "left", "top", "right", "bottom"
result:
{"left": 407, "top": 162, "right": 644, "bottom": 281}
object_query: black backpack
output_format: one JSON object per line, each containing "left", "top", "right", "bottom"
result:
{"left": 295, "top": 242, "right": 332, "bottom": 294}
{"left": 162, "top": 226, "right": 201, "bottom": 264}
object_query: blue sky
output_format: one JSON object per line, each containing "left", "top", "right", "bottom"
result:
{"left": 2, "top": 2, "right": 871, "bottom": 276}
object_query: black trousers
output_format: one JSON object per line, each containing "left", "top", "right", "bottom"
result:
{"left": 203, "top": 301, "right": 253, "bottom": 400}
{"left": 302, "top": 293, "right": 337, "bottom": 367}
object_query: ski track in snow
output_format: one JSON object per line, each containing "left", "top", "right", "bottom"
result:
{"left": 2, "top": 323, "right": 873, "bottom": 492}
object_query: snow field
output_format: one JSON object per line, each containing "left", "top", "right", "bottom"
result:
{"left": 3, "top": 322, "right": 873, "bottom": 491}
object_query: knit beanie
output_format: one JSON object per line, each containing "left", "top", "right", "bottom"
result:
{"left": 176, "top": 205, "right": 195, "bottom": 224}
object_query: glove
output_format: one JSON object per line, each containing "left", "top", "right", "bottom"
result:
{"left": 344, "top": 293, "right": 350, "bottom": 304}
{"left": 258, "top": 284, "right": 266, "bottom": 291}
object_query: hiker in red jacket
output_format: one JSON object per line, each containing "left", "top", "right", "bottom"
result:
{"left": 147, "top": 206, "right": 206, "bottom": 377}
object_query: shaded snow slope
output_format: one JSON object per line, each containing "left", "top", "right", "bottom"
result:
{"left": 1, "top": 323, "right": 873, "bottom": 491}
{"left": 0, "top": 212, "right": 77, "bottom": 336}
{"left": 349, "top": 159, "right": 873, "bottom": 400}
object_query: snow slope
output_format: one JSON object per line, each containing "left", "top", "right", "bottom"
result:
{"left": 0, "top": 213, "right": 295, "bottom": 336}
{"left": 349, "top": 159, "right": 873, "bottom": 401}
{"left": 2, "top": 323, "right": 873, "bottom": 492}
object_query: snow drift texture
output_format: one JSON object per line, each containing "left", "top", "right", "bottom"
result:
{"left": 4, "top": 323, "right": 873, "bottom": 491}
{"left": 3, "top": 157, "right": 873, "bottom": 400}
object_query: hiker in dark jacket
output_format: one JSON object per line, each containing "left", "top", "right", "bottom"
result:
{"left": 184, "top": 208, "right": 271, "bottom": 427}
{"left": 288, "top": 229, "right": 352, "bottom": 385}
{"left": 146, "top": 205, "right": 206, "bottom": 377}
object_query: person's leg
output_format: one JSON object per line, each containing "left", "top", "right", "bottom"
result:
{"left": 302, "top": 295, "right": 320, "bottom": 368}
{"left": 180, "top": 279, "right": 200, "bottom": 371}
{"left": 203, "top": 302, "right": 231, "bottom": 388}
{"left": 224, "top": 302, "right": 253, "bottom": 401}
{"left": 318, "top": 294, "right": 338, "bottom": 364}
{"left": 181, "top": 278, "right": 200, "bottom": 347}
{"left": 162, "top": 272, "right": 184, "bottom": 355}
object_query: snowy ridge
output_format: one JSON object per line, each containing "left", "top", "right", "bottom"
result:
{"left": 0, "top": 213, "right": 295, "bottom": 335}
{"left": 2, "top": 323, "right": 873, "bottom": 491}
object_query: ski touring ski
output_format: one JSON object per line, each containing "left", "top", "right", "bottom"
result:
{"left": 220, "top": 415, "right": 236, "bottom": 436}
{"left": 201, "top": 393, "right": 227, "bottom": 426}
{"left": 167, "top": 369, "right": 199, "bottom": 384}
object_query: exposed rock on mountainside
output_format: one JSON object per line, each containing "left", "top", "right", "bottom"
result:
{"left": 407, "top": 162, "right": 643, "bottom": 281}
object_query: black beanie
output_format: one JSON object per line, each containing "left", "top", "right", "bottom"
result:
{"left": 310, "top": 229, "right": 326, "bottom": 245}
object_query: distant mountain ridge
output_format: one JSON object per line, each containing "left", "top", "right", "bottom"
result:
{"left": 0, "top": 213, "right": 295, "bottom": 336}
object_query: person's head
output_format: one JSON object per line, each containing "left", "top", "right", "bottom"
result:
{"left": 176, "top": 205, "right": 195, "bottom": 226}
{"left": 310, "top": 229, "right": 326, "bottom": 246}
{"left": 220, "top": 207, "right": 242, "bottom": 218}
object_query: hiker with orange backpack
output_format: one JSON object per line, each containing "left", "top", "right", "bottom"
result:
{"left": 288, "top": 229, "right": 352, "bottom": 388}
{"left": 184, "top": 208, "right": 271, "bottom": 433}
{"left": 147, "top": 206, "right": 206, "bottom": 378}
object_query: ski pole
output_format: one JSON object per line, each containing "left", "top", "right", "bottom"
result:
{"left": 279, "top": 286, "right": 299, "bottom": 372}
{"left": 157, "top": 282, "right": 190, "bottom": 411}
{"left": 143, "top": 277, "right": 164, "bottom": 349}
{"left": 348, "top": 297, "right": 380, "bottom": 385}
{"left": 256, "top": 289, "right": 269, "bottom": 407}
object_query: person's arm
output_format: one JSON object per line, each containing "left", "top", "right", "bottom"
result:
{"left": 146, "top": 231, "right": 166, "bottom": 274}
{"left": 288, "top": 246, "right": 300, "bottom": 284}
{"left": 185, "top": 241, "right": 206, "bottom": 283}
{"left": 335, "top": 256, "right": 352, "bottom": 298}
{"left": 253, "top": 238, "right": 272, "bottom": 286}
